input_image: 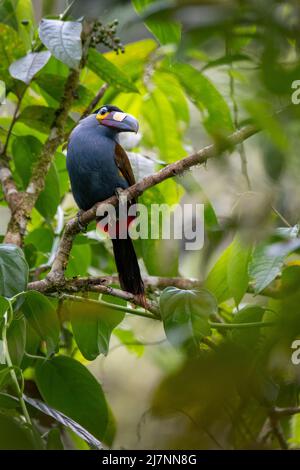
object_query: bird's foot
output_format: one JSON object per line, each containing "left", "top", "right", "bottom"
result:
{"left": 77, "top": 210, "right": 87, "bottom": 232}
{"left": 115, "top": 187, "right": 124, "bottom": 200}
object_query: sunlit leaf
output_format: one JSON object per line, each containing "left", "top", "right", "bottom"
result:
{"left": 87, "top": 49, "right": 138, "bottom": 93}
{"left": 9, "top": 51, "right": 51, "bottom": 84}
{"left": 39, "top": 19, "right": 82, "bottom": 69}
{"left": 227, "top": 236, "right": 252, "bottom": 305}
{"left": 132, "top": 0, "right": 181, "bottom": 45}
{"left": 171, "top": 62, "right": 234, "bottom": 137}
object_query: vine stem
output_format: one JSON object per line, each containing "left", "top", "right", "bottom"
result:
{"left": 2, "top": 305, "right": 32, "bottom": 428}
{"left": 209, "top": 320, "right": 275, "bottom": 329}
{"left": 58, "top": 293, "right": 160, "bottom": 320}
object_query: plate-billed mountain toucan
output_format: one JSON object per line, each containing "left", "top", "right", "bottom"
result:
{"left": 66, "top": 105, "right": 144, "bottom": 299}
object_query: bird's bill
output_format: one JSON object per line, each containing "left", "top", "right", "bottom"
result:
{"left": 97, "top": 111, "right": 139, "bottom": 133}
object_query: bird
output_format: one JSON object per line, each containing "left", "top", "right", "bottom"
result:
{"left": 66, "top": 104, "right": 145, "bottom": 300}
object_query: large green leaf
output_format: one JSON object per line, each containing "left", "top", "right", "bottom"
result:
{"left": 0, "top": 412, "right": 35, "bottom": 449}
{"left": 153, "top": 71, "right": 190, "bottom": 125}
{"left": 35, "top": 164, "right": 61, "bottom": 221}
{"left": 204, "top": 245, "right": 232, "bottom": 303}
{"left": 21, "top": 291, "right": 59, "bottom": 355}
{"left": 249, "top": 244, "right": 284, "bottom": 294}
{"left": 230, "top": 305, "right": 266, "bottom": 350}
{"left": 38, "top": 19, "right": 82, "bottom": 69}
{"left": 0, "top": 244, "right": 28, "bottom": 298}
{"left": 65, "top": 244, "right": 91, "bottom": 278}
{"left": 142, "top": 87, "right": 186, "bottom": 162}
{"left": 18, "top": 105, "right": 74, "bottom": 133}
{"left": 7, "top": 316, "right": 26, "bottom": 366}
{"left": 68, "top": 299, "right": 124, "bottom": 360}
{"left": 103, "top": 39, "right": 157, "bottom": 81}
{"left": 132, "top": 0, "right": 181, "bottom": 45}
{"left": 12, "top": 135, "right": 61, "bottom": 220}
{"left": 248, "top": 236, "right": 300, "bottom": 294}
{"left": 87, "top": 49, "right": 138, "bottom": 93}
{"left": 0, "top": 0, "right": 35, "bottom": 50}
{"left": 0, "top": 0, "right": 18, "bottom": 30}
{"left": 35, "top": 73, "right": 93, "bottom": 112}
{"left": 137, "top": 180, "right": 182, "bottom": 277}
{"left": 35, "top": 355, "right": 109, "bottom": 441}
{"left": 171, "top": 62, "right": 234, "bottom": 137}
{"left": 24, "top": 395, "right": 102, "bottom": 449}
{"left": 159, "top": 287, "right": 217, "bottom": 351}
{"left": 0, "top": 23, "right": 25, "bottom": 91}
{"left": 227, "top": 236, "right": 252, "bottom": 305}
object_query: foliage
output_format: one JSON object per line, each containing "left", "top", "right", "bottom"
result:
{"left": 0, "top": 0, "right": 299, "bottom": 450}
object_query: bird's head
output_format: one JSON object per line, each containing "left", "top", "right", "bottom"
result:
{"left": 95, "top": 105, "right": 139, "bottom": 133}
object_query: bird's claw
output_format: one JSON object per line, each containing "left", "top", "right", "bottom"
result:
{"left": 115, "top": 187, "right": 124, "bottom": 200}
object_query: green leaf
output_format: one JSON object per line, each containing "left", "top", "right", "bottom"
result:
{"left": 227, "top": 236, "right": 252, "bottom": 305}
{"left": 69, "top": 300, "right": 124, "bottom": 360}
{"left": 248, "top": 244, "right": 284, "bottom": 294}
{"left": 0, "top": 392, "right": 19, "bottom": 410}
{"left": 0, "top": 296, "right": 9, "bottom": 322}
{"left": 21, "top": 291, "right": 59, "bottom": 355}
{"left": 0, "top": 0, "right": 35, "bottom": 50}
{"left": 35, "top": 164, "right": 60, "bottom": 221}
{"left": 171, "top": 62, "right": 234, "bottom": 137}
{"left": 38, "top": 19, "right": 82, "bottom": 69}
{"left": 0, "top": 412, "right": 35, "bottom": 449}
{"left": 35, "top": 73, "right": 94, "bottom": 112}
{"left": 153, "top": 71, "right": 190, "bottom": 125}
{"left": 159, "top": 287, "right": 217, "bottom": 351}
{"left": 230, "top": 305, "right": 266, "bottom": 349}
{"left": 103, "top": 39, "right": 157, "bottom": 80}
{"left": 290, "top": 414, "right": 300, "bottom": 448}
{"left": 205, "top": 245, "right": 232, "bottom": 303}
{"left": 0, "top": 23, "right": 26, "bottom": 91}
{"left": 35, "top": 355, "right": 109, "bottom": 441}
{"left": 7, "top": 316, "right": 26, "bottom": 366}
{"left": 18, "top": 105, "right": 74, "bottom": 133}
{"left": 65, "top": 244, "right": 91, "bottom": 277}
{"left": 9, "top": 51, "right": 51, "bottom": 84}
{"left": 142, "top": 87, "right": 186, "bottom": 162}
{"left": 114, "top": 328, "right": 145, "bottom": 357}
{"left": 0, "top": 0, "right": 18, "bottom": 30}
{"left": 13, "top": 135, "right": 42, "bottom": 187}
{"left": 0, "top": 367, "right": 12, "bottom": 390}
{"left": 137, "top": 180, "right": 182, "bottom": 276}
{"left": 12, "top": 135, "right": 61, "bottom": 220}
{"left": 24, "top": 394, "right": 102, "bottom": 449}
{"left": 87, "top": 49, "right": 138, "bottom": 93}
{"left": 46, "top": 428, "right": 64, "bottom": 450}
{"left": 132, "top": 0, "right": 181, "bottom": 45}
{"left": 0, "top": 244, "right": 28, "bottom": 298}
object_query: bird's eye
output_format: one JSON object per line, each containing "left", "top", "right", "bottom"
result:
{"left": 100, "top": 107, "right": 108, "bottom": 115}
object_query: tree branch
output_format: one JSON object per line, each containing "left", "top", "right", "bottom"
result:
{"left": 80, "top": 83, "right": 108, "bottom": 120}
{"left": 3, "top": 21, "right": 95, "bottom": 246}
{"left": 45, "top": 122, "right": 259, "bottom": 286}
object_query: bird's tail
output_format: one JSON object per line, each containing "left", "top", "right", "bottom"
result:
{"left": 111, "top": 235, "right": 145, "bottom": 302}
